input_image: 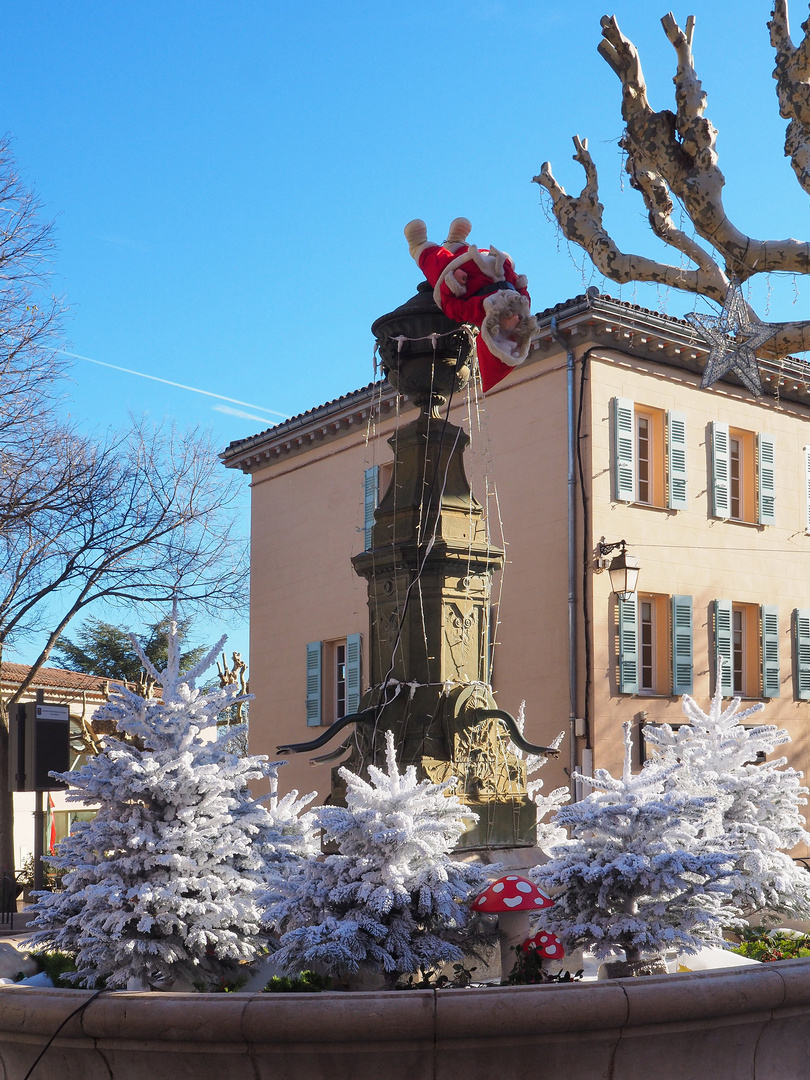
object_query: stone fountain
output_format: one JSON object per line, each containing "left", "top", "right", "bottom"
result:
{"left": 288, "top": 281, "right": 547, "bottom": 849}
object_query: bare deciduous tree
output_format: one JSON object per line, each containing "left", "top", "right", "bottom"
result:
{"left": 0, "top": 140, "right": 248, "bottom": 877}
{"left": 534, "top": 3, "right": 810, "bottom": 357}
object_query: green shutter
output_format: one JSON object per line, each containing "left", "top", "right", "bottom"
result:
{"left": 618, "top": 594, "right": 639, "bottom": 694}
{"left": 711, "top": 422, "right": 730, "bottom": 518}
{"left": 364, "top": 467, "right": 379, "bottom": 550}
{"left": 714, "top": 600, "right": 733, "bottom": 696}
{"left": 614, "top": 398, "right": 636, "bottom": 503}
{"left": 671, "top": 595, "right": 693, "bottom": 694}
{"left": 761, "top": 605, "right": 780, "bottom": 698}
{"left": 667, "top": 411, "right": 688, "bottom": 510}
{"left": 757, "top": 434, "right": 776, "bottom": 525}
{"left": 346, "top": 633, "right": 362, "bottom": 714}
{"left": 795, "top": 609, "right": 810, "bottom": 700}
{"left": 305, "top": 641, "right": 322, "bottom": 726}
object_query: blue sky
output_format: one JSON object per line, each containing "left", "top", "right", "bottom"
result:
{"left": 3, "top": 1, "right": 808, "bottom": 665}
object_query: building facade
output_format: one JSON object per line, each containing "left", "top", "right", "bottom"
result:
{"left": 224, "top": 292, "right": 810, "bottom": 854}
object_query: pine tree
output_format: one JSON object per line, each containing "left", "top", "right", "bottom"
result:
{"left": 531, "top": 723, "right": 739, "bottom": 962}
{"left": 643, "top": 683, "right": 810, "bottom": 921}
{"left": 53, "top": 615, "right": 207, "bottom": 683}
{"left": 266, "top": 730, "right": 490, "bottom": 985}
{"left": 30, "top": 619, "right": 278, "bottom": 990}
{"left": 257, "top": 773, "right": 319, "bottom": 883}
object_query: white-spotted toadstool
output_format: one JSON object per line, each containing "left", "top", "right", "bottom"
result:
{"left": 472, "top": 875, "right": 553, "bottom": 981}
{"left": 522, "top": 930, "right": 565, "bottom": 964}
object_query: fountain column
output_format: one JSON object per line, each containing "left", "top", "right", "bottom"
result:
{"left": 341, "top": 282, "right": 537, "bottom": 849}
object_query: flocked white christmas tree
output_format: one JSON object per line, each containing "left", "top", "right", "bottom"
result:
{"left": 643, "top": 680, "right": 810, "bottom": 921}
{"left": 510, "top": 701, "right": 569, "bottom": 854}
{"left": 265, "top": 730, "right": 490, "bottom": 985}
{"left": 530, "top": 723, "right": 740, "bottom": 963}
{"left": 31, "top": 615, "right": 312, "bottom": 990}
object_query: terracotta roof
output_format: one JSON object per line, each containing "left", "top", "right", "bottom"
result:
{"left": 0, "top": 662, "right": 126, "bottom": 699}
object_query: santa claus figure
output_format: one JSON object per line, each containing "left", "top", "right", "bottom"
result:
{"left": 404, "top": 217, "right": 537, "bottom": 392}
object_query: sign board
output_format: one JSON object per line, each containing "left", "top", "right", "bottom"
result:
{"left": 36, "top": 704, "right": 69, "bottom": 722}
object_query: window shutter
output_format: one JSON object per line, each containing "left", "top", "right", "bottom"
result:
{"left": 711, "top": 422, "right": 730, "bottom": 518}
{"left": 618, "top": 594, "right": 639, "bottom": 694}
{"left": 346, "top": 633, "right": 362, "bottom": 714}
{"left": 671, "top": 595, "right": 693, "bottom": 694}
{"left": 714, "top": 600, "right": 733, "bottom": 696}
{"left": 613, "top": 398, "right": 636, "bottom": 503}
{"left": 364, "top": 466, "right": 379, "bottom": 550}
{"left": 667, "top": 411, "right": 688, "bottom": 510}
{"left": 804, "top": 448, "right": 810, "bottom": 535}
{"left": 795, "top": 609, "right": 810, "bottom": 700}
{"left": 305, "top": 641, "right": 322, "bottom": 726}
{"left": 757, "top": 434, "right": 776, "bottom": 525}
{"left": 761, "top": 605, "right": 780, "bottom": 698}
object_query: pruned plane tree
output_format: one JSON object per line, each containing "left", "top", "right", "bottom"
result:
{"left": 534, "top": 3, "right": 810, "bottom": 363}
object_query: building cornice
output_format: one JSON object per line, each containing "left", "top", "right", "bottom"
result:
{"left": 222, "top": 293, "right": 810, "bottom": 473}
{"left": 221, "top": 382, "right": 405, "bottom": 474}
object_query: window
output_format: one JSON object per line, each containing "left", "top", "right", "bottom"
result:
{"left": 613, "top": 398, "right": 687, "bottom": 509}
{"left": 714, "top": 601, "right": 780, "bottom": 698}
{"left": 618, "top": 593, "right": 693, "bottom": 695}
{"left": 710, "top": 424, "right": 775, "bottom": 524}
{"left": 306, "top": 635, "right": 362, "bottom": 725}
{"left": 335, "top": 642, "right": 347, "bottom": 719}
{"left": 639, "top": 599, "right": 655, "bottom": 690}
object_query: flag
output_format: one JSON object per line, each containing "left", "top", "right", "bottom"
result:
{"left": 47, "top": 794, "right": 56, "bottom": 856}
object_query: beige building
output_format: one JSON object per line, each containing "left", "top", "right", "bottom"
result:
{"left": 224, "top": 292, "right": 810, "bottom": 847}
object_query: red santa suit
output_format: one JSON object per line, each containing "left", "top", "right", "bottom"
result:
{"left": 415, "top": 241, "right": 536, "bottom": 392}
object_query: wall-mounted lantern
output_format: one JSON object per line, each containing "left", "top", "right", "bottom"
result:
{"left": 596, "top": 538, "right": 640, "bottom": 601}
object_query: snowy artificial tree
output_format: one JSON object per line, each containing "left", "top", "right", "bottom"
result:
{"left": 510, "top": 701, "right": 569, "bottom": 855}
{"left": 531, "top": 723, "right": 740, "bottom": 972}
{"left": 643, "top": 682, "right": 810, "bottom": 922}
{"left": 30, "top": 619, "right": 305, "bottom": 991}
{"left": 265, "top": 730, "right": 491, "bottom": 987}
{"left": 254, "top": 775, "right": 319, "bottom": 905}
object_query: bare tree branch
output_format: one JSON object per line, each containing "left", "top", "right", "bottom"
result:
{"left": 534, "top": 136, "right": 728, "bottom": 301}
{"left": 770, "top": 0, "right": 810, "bottom": 196}
{"left": 0, "top": 139, "right": 248, "bottom": 878}
{"left": 536, "top": 9, "right": 810, "bottom": 358}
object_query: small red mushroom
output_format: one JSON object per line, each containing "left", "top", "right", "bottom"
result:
{"left": 523, "top": 930, "right": 565, "bottom": 961}
{"left": 472, "top": 876, "right": 554, "bottom": 980}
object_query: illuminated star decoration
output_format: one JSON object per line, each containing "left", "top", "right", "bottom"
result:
{"left": 685, "top": 280, "right": 776, "bottom": 397}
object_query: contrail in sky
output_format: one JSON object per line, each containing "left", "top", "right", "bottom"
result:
{"left": 61, "top": 350, "right": 290, "bottom": 419}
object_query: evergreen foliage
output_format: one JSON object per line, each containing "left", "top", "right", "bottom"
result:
{"left": 643, "top": 682, "right": 810, "bottom": 920}
{"left": 266, "top": 730, "right": 490, "bottom": 984}
{"left": 53, "top": 615, "right": 207, "bottom": 683}
{"left": 30, "top": 618, "right": 282, "bottom": 990}
{"left": 531, "top": 723, "right": 739, "bottom": 961}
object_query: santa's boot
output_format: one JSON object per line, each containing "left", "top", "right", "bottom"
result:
{"left": 404, "top": 219, "right": 428, "bottom": 259}
{"left": 444, "top": 217, "right": 472, "bottom": 251}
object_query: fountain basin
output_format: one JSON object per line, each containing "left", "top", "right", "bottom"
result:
{"left": 2, "top": 960, "right": 810, "bottom": 1079}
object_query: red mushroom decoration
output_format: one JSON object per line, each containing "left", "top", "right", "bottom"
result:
{"left": 523, "top": 930, "right": 565, "bottom": 961}
{"left": 472, "top": 875, "right": 554, "bottom": 980}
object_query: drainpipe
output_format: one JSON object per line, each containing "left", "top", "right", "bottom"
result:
{"left": 550, "top": 316, "right": 578, "bottom": 799}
